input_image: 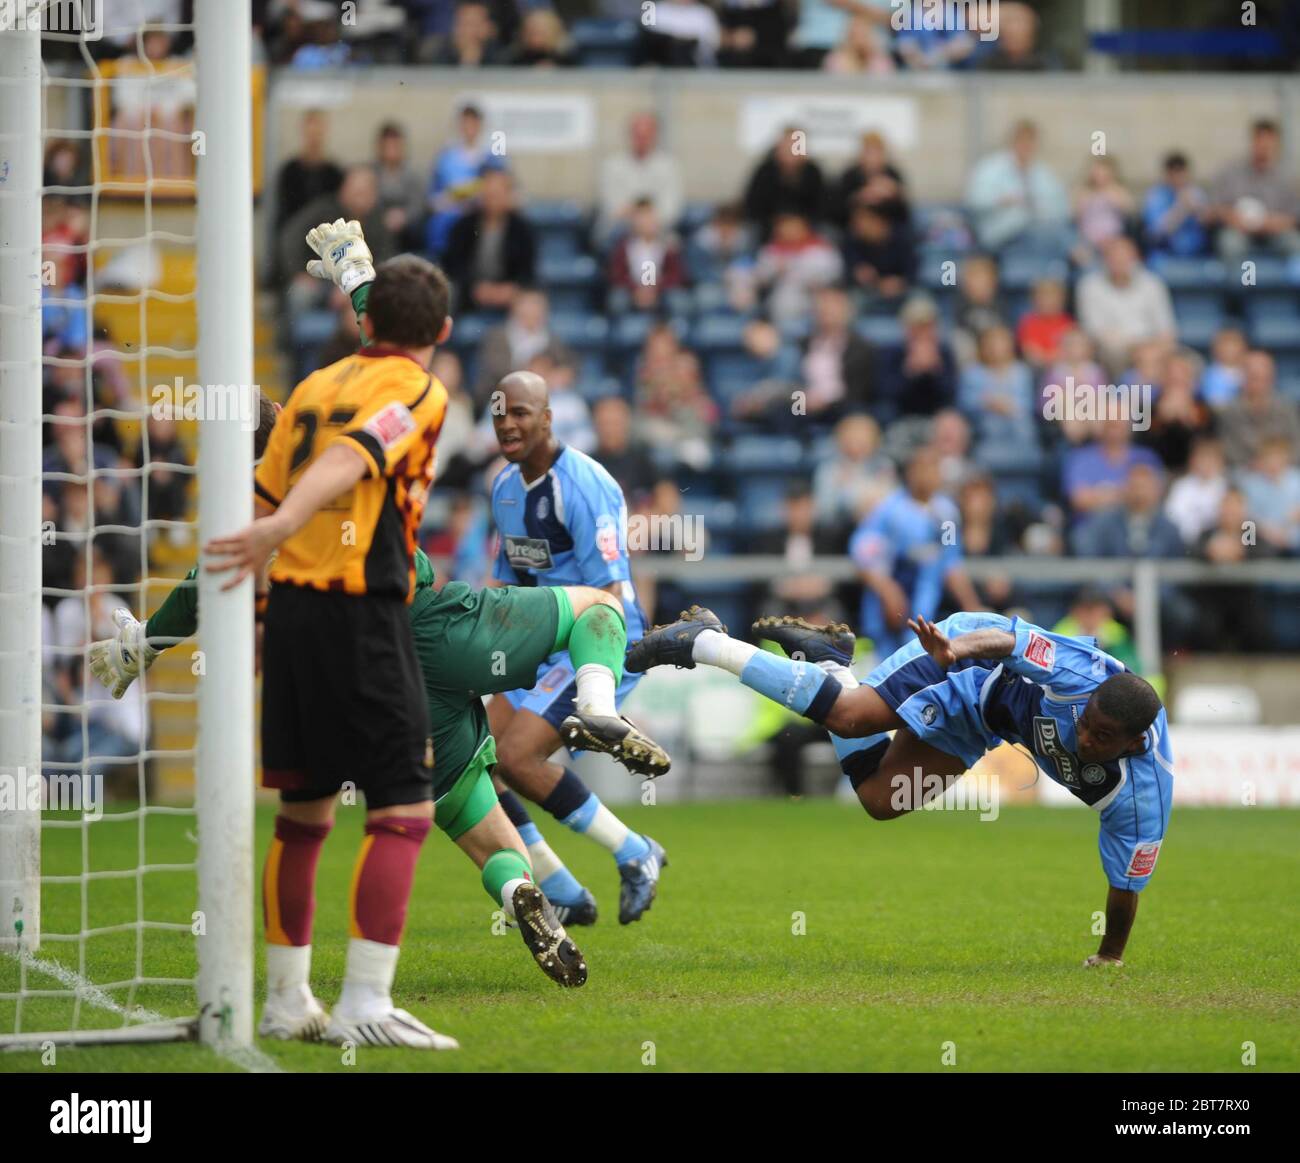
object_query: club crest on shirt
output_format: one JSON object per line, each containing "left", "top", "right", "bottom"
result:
{"left": 921, "top": 703, "right": 938, "bottom": 725}
{"left": 363, "top": 401, "right": 416, "bottom": 449}
{"left": 595, "top": 514, "right": 620, "bottom": 563}
{"left": 1126, "top": 840, "right": 1161, "bottom": 878}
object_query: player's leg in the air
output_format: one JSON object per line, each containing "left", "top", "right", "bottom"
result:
{"left": 494, "top": 784, "right": 598, "bottom": 925}
{"left": 486, "top": 584, "right": 669, "bottom": 925}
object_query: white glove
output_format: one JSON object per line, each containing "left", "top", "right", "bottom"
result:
{"left": 87, "top": 608, "right": 159, "bottom": 700}
{"left": 304, "top": 218, "right": 375, "bottom": 296}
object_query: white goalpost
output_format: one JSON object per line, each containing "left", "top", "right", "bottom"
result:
{"left": 0, "top": 0, "right": 255, "bottom": 1052}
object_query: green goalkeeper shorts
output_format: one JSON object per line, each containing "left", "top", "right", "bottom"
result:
{"left": 434, "top": 736, "right": 500, "bottom": 840}
{"left": 410, "top": 580, "right": 565, "bottom": 804}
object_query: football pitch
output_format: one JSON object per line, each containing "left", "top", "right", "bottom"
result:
{"left": 3, "top": 801, "right": 1298, "bottom": 1073}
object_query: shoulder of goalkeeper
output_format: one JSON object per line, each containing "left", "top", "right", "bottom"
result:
{"left": 365, "top": 255, "right": 453, "bottom": 351}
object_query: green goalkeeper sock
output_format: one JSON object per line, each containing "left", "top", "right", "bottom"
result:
{"left": 566, "top": 602, "right": 626, "bottom": 685}
{"left": 482, "top": 848, "right": 532, "bottom": 914}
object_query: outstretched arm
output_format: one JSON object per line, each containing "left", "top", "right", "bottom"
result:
{"left": 908, "top": 616, "right": 1014, "bottom": 668}
{"left": 1087, "top": 886, "right": 1138, "bottom": 966}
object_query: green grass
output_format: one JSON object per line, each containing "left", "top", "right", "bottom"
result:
{"left": 3, "top": 801, "right": 1298, "bottom": 1072}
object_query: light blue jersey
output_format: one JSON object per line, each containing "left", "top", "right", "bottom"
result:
{"left": 864, "top": 613, "right": 1174, "bottom": 892}
{"left": 849, "top": 487, "right": 964, "bottom": 657}
{"left": 491, "top": 444, "right": 646, "bottom": 726}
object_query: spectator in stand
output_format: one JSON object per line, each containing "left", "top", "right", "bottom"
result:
{"left": 952, "top": 253, "right": 1006, "bottom": 366}
{"left": 1138, "top": 348, "right": 1215, "bottom": 472}
{"left": 879, "top": 294, "right": 957, "bottom": 421}
{"left": 1076, "top": 235, "right": 1176, "bottom": 373}
{"left": 1062, "top": 417, "right": 1164, "bottom": 520}
{"left": 1201, "top": 326, "right": 1249, "bottom": 408}
{"left": 823, "top": 14, "right": 896, "bottom": 74}
{"left": 597, "top": 113, "right": 685, "bottom": 247}
{"left": 965, "top": 120, "right": 1070, "bottom": 254}
{"left": 427, "top": 351, "right": 476, "bottom": 486}
{"left": 635, "top": 0, "right": 722, "bottom": 67}
{"left": 746, "top": 211, "right": 842, "bottom": 325}
{"left": 1209, "top": 119, "right": 1300, "bottom": 261}
{"left": 43, "top": 550, "right": 145, "bottom": 771}
{"left": 1052, "top": 586, "right": 1142, "bottom": 674}
{"left": 794, "top": 285, "right": 876, "bottom": 424}
{"left": 273, "top": 109, "right": 342, "bottom": 230}
{"left": 743, "top": 126, "right": 827, "bottom": 241}
{"left": 930, "top": 408, "right": 976, "bottom": 492}
{"left": 281, "top": 165, "right": 395, "bottom": 309}
{"left": 317, "top": 287, "right": 363, "bottom": 367}
{"left": 1041, "top": 328, "right": 1107, "bottom": 446}
{"left": 1142, "top": 152, "right": 1210, "bottom": 258}
{"left": 1165, "top": 436, "right": 1229, "bottom": 547}
{"left": 519, "top": 350, "right": 595, "bottom": 454}
{"left": 1191, "top": 487, "right": 1274, "bottom": 651}
{"left": 635, "top": 325, "right": 718, "bottom": 467}
{"left": 426, "top": 102, "right": 500, "bottom": 257}
{"left": 958, "top": 324, "right": 1037, "bottom": 449}
{"left": 1218, "top": 350, "right": 1300, "bottom": 468}
{"left": 974, "top": 2, "right": 1048, "bottom": 71}
{"left": 138, "top": 413, "right": 191, "bottom": 530}
{"left": 42, "top": 398, "right": 120, "bottom": 506}
{"left": 726, "top": 320, "right": 803, "bottom": 426}
{"left": 289, "top": 13, "right": 352, "bottom": 69}
{"left": 506, "top": 7, "right": 577, "bottom": 67}
{"left": 842, "top": 202, "right": 915, "bottom": 303}
{"left": 592, "top": 395, "right": 660, "bottom": 508}
{"left": 832, "top": 130, "right": 910, "bottom": 229}
{"left": 370, "top": 121, "right": 426, "bottom": 252}
{"left": 813, "top": 413, "right": 895, "bottom": 543}
{"left": 1071, "top": 156, "right": 1136, "bottom": 267}
{"left": 473, "top": 289, "right": 576, "bottom": 404}
{"left": 1017, "top": 276, "right": 1074, "bottom": 370}
{"left": 690, "top": 202, "right": 756, "bottom": 307}
{"left": 1072, "top": 462, "right": 1185, "bottom": 560}
{"left": 607, "top": 198, "right": 686, "bottom": 313}
{"left": 718, "top": 0, "right": 790, "bottom": 69}
{"left": 786, "top": 0, "right": 894, "bottom": 69}
{"left": 1238, "top": 434, "right": 1300, "bottom": 553}
{"left": 894, "top": 20, "right": 975, "bottom": 70}
{"left": 442, "top": 167, "right": 536, "bottom": 314}
{"left": 44, "top": 139, "right": 89, "bottom": 200}
{"left": 433, "top": 1, "right": 505, "bottom": 66}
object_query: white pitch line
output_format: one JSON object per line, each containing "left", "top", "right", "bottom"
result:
{"left": 3, "top": 949, "right": 282, "bottom": 1073}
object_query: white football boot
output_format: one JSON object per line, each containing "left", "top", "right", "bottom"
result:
{"left": 258, "top": 984, "right": 330, "bottom": 1041}
{"left": 324, "top": 1003, "right": 460, "bottom": 1051}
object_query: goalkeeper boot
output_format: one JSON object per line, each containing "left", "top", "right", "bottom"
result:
{"left": 257, "top": 984, "right": 330, "bottom": 1042}
{"left": 752, "top": 615, "right": 855, "bottom": 667}
{"left": 624, "top": 605, "right": 726, "bottom": 673}
{"left": 512, "top": 881, "right": 588, "bottom": 988}
{"left": 325, "top": 1004, "right": 460, "bottom": 1051}
{"left": 618, "top": 836, "right": 667, "bottom": 925}
{"left": 559, "top": 712, "right": 671, "bottom": 778}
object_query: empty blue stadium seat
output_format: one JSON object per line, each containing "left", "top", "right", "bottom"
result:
{"left": 728, "top": 435, "right": 804, "bottom": 473}
{"left": 692, "top": 314, "right": 749, "bottom": 350}
{"left": 1241, "top": 293, "right": 1300, "bottom": 323}
{"left": 1149, "top": 254, "right": 1228, "bottom": 288}
{"left": 999, "top": 254, "right": 1068, "bottom": 291}
{"left": 1249, "top": 316, "right": 1300, "bottom": 349}
{"left": 855, "top": 316, "right": 904, "bottom": 346}
{"left": 736, "top": 478, "right": 794, "bottom": 532}
{"left": 570, "top": 18, "right": 636, "bottom": 68}
{"left": 548, "top": 312, "right": 609, "bottom": 350}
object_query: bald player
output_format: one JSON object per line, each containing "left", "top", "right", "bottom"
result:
{"left": 486, "top": 371, "right": 670, "bottom": 926}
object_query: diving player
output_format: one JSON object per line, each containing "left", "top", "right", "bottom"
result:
{"left": 627, "top": 607, "right": 1172, "bottom": 965}
{"left": 487, "top": 371, "right": 669, "bottom": 925}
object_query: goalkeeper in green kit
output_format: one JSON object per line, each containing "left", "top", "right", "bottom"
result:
{"left": 89, "top": 219, "right": 669, "bottom": 1002}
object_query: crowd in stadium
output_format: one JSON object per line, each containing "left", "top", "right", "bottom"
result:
{"left": 270, "top": 103, "right": 1300, "bottom": 656}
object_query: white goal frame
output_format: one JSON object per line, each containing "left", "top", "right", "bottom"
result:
{"left": 0, "top": 0, "right": 255, "bottom": 1051}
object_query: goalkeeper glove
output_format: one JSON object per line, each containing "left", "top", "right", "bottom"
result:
{"left": 87, "top": 608, "right": 159, "bottom": 700}
{"left": 304, "top": 217, "right": 375, "bottom": 296}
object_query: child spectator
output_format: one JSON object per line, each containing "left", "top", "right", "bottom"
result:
{"left": 958, "top": 324, "right": 1037, "bottom": 448}
{"left": 608, "top": 198, "right": 686, "bottom": 312}
{"left": 1071, "top": 156, "right": 1136, "bottom": 267}
{"left": 1201, "top": 326, "right": 1249, "bottom": 408}
{"left": 1016, "top": 277, "right": 1074, "bottom": 369}
{"left": 1238, "top": 434, "right": 1300, "bottom": 553}
{"left": 1165, "top": 436, "right": 1229, "bottom": 546}
{"left": 1142, "top": 152, "right": 1210, "bottom": 258}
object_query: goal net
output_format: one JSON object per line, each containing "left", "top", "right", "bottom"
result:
{"left": 0, "top": 0, "right": 256, "bottom": 1052}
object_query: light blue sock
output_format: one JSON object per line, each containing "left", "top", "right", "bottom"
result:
{"left": 563, "top": 792, "right": 650, "bottom": 866}
{"left": 739, "top": 651, "right": 836, "bottom": 717}
{"left": 516, "top": 821, "right": 587, "bottom": 906}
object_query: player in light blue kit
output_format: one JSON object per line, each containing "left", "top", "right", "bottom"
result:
{"left": 849, "top": 447, "right": 981, "bottom": 658}
{"left": 628, "top": 607, "right": 1172, "bottom": 965}
{"left": 486, "top": 371, "right": 669, "bottom": 925}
